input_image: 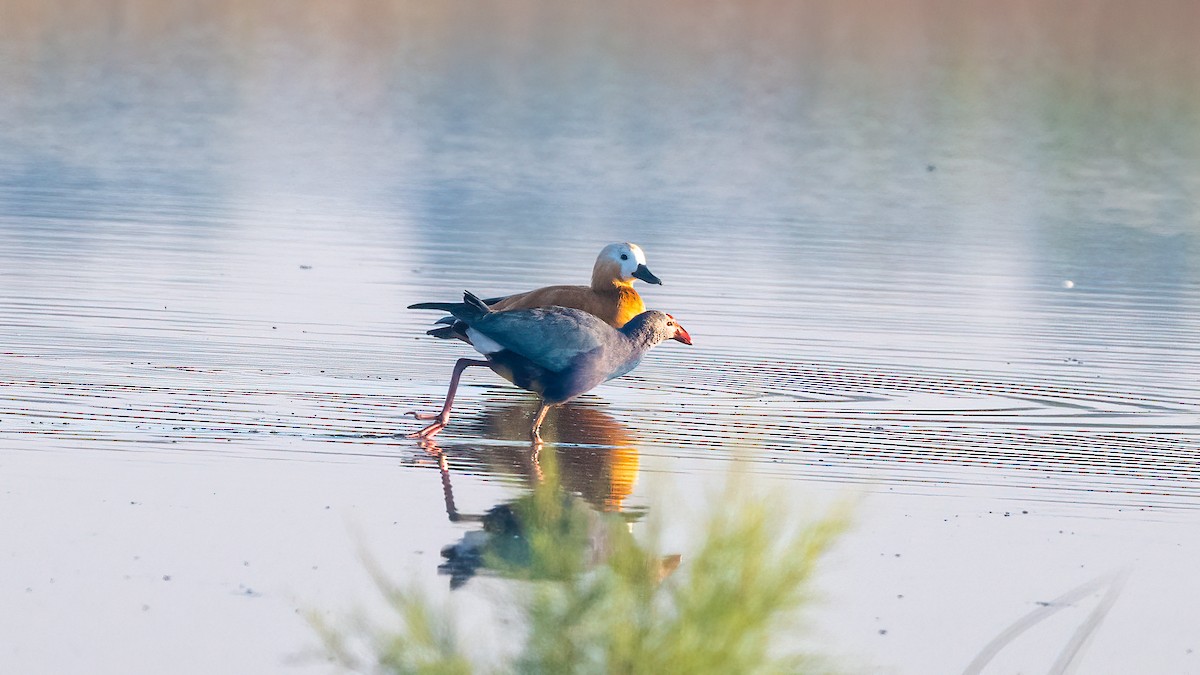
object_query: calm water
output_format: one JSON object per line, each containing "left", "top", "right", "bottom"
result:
{"left": 2, "top": 2, "right": 1199, "bottom": 673}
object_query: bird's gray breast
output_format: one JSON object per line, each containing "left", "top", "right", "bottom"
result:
{"left": 605, "top": 354, "right": 642, "bottom": 382}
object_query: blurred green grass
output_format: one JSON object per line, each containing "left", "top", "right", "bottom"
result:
{"left": 313, "top": 449, "right": 851, "bottom": 674}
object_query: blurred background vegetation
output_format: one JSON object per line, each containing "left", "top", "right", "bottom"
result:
{"left": 313, "top": 449, "right": 851, "bottom": 674}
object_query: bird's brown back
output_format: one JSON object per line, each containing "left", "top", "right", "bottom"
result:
{"left": 491, "top": 284, "right": 644, "bottom": 328}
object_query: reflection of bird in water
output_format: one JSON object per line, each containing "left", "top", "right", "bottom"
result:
{"left": 478, "top": 400, "right": 639, "bottom": 513}
{"left": 419, "top": 402, "right": 678, "bottom": 588}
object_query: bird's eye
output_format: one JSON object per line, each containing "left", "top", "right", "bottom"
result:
{"left": 667, "top": 321, "right": 674, "bottom": 326}
{"left": 620, "top": 254, "right": 629, "bottom": 261}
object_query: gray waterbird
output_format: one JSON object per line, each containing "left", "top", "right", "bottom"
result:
{"left": 408, "top": 291, "right": 692, "bottom": 444}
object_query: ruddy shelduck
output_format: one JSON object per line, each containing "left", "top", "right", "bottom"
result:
{"left": 411, "top": 242, "right": 661, "bottom": 340}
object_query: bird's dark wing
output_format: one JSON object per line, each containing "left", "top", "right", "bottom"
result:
{"left": 471, "top": 307, "right": 610, "bottom": 373}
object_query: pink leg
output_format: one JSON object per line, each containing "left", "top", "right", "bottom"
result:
{"left": 406, "top": 358, "right": 489, "bottom": 439}
{"left": 530, "top": 399, "right": 552, "bottom": 446}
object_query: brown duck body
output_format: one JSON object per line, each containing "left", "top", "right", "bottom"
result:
{"left": 485, "top": 256, "right": 647, "bottom": 327}
{"left": 490, "top": 263, "right": 646, "bottom": 328}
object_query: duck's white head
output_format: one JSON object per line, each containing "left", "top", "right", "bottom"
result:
{"left": 595, "top": 242, "right": 662, "bottom": 286}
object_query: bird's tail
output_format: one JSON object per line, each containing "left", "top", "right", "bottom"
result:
{"left": 407, "top": 301, "right": 459, "bottom": 312}
{"left": 425, "top": 324, "right": 463, "bottom": 339}
{"left": 408, "top": 291, "right": 491, "bottom": 323}
{"left": 461, "top": 291, "right": 490, "bottom": 316}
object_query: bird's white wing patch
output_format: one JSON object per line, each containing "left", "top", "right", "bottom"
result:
{"left": 466, "top": 328, "right": 506, "bottom": 355}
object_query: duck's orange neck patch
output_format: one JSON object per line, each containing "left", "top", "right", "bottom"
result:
{"left": 611, "top": 285, "right": 646, "bottom": 327}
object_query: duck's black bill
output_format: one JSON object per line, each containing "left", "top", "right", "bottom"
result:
{"left": 633, "top": 264, "right": 662, "bottom": 285}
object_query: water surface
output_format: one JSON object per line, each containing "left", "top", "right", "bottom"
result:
{"left": 2, "top": 2, "right": 1198, "bottom": 673}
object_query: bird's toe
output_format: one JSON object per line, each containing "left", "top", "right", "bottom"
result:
{"left": 407, "top": 422, "right": 446, "bottom": 439}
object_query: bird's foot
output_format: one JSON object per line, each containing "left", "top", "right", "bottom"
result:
{"left": 406, "top": 410, "right": 442, "bottom": 421}
{"left": 407, "top": 418, "right": 448, "bottom": 439}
